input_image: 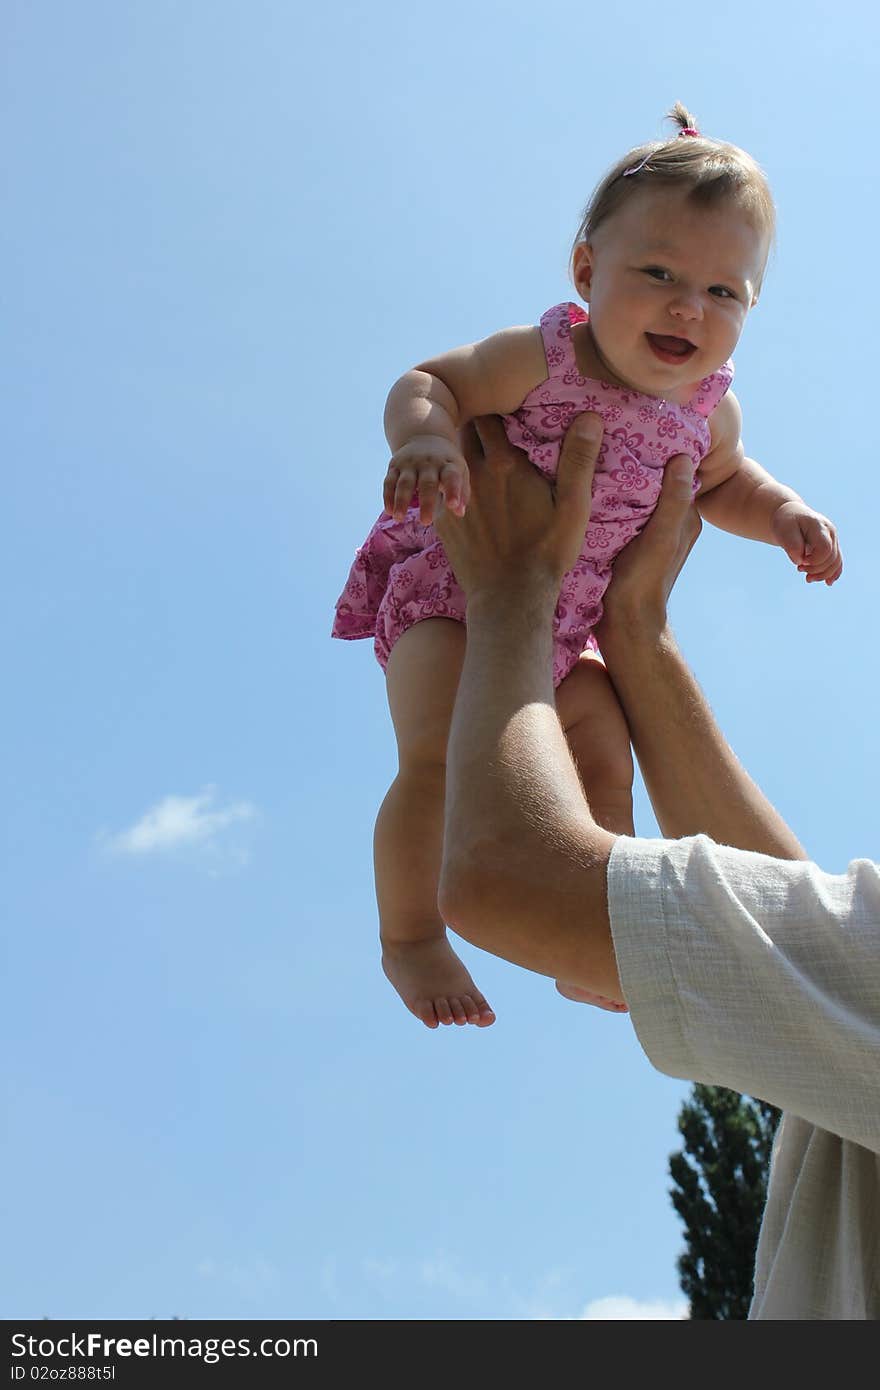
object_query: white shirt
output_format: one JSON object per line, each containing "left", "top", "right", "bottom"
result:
{"left": 607, "top": 835, "right": 880, "bottom": 1319}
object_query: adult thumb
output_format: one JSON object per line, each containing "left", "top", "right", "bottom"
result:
{"left": 665, "top": 452, "right": 698, "bottom": 494}
{"left": 556, "top": 412, "right": 603, "bottom": 516}
{"left": 652, "top": 453, "right": 701, "bottom": 557}
{"left": 655, "top": 453, "right": 697, "bottom": 516}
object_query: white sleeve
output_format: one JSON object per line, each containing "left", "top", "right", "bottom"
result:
{"left": 607, "top": 835, "right": 880, "bottom": 1154}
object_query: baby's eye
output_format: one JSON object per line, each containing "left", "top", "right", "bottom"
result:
{"left": 643, "top": 267, "right": 672, "bottom": 282}
{"left": 709, "top": 285, "right": 736, "bottom": 299}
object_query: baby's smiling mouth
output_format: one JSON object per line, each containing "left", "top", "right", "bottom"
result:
{"left": 645, "top": 333, "right": 697, "bottom": 364}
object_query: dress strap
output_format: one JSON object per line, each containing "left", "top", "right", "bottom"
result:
{"left": 538, "top": 302, "right": 587, "bottom": 378}
{"left": 688, "top": 360, "right": 735, "bottom": 417}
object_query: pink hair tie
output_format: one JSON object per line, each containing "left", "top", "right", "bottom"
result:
{"left": 679, "top": 126, "right": 700, "bottom": 137}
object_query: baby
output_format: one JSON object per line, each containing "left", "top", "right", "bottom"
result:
{"left": 332, "top": 103, "right": 842, "bottom": 1028}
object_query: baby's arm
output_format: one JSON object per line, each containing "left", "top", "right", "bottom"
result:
{"left": 383, "top": 326, "right": 548, "bottom": 522}
{"left": 696, "top": 391, "right": 843, "bottom": 585}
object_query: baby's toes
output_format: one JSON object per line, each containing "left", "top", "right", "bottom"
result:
{"left": 458, "top": 994, "right": 480, "bottom": 1024}
{"left": 465, "top": 994, "right": 496, "bottom": 1027}
{"left": 417, "top": 999, "right": 440, "bottom": 1029}
{"left": 449, "top": 996, "right": 470, "bottom": 1026}
{"left": 434, "top": 996, "right": 455, "bottom": 1026}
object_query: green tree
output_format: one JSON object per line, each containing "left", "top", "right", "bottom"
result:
{"left": 669, "top": 1084, "right": 781, "bottom": 1319}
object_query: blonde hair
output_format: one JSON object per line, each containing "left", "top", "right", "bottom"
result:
{"left": 572, "top": 103, "right": 775, "bottom": 287}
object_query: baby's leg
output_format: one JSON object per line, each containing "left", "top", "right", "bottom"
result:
{"left": 376, "top": 618, "right": 496, "bottom": 1029}
{"left": 557, "top": 651, "right": 635, "bottom": 836}
{"left": 555, "top": 651, "right": 635, "bottom": 1012}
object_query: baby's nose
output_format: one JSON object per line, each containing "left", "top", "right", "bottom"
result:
{"left": 669, "top": 293, "right": 703, "bottom": 321}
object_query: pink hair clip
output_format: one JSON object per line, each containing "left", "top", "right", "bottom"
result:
{"left": 679, "top": 126, "right": 700, "bottom": 137}
{"left": 622, "top": 151, "right": 652, "bottom": 177}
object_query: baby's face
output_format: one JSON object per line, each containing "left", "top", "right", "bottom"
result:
{"left": 573, "top": 185, "right": 767, "bottom": 400}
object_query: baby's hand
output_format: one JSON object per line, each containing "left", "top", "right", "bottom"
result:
{"left": 383, "top": 436, "right": 470, "bottom": 524}
{"left": 771, "top": 501, "right": 843, "bottom": 585}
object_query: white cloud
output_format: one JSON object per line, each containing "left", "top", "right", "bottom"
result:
{"left": 356, "top": 1256, "right": 685, "bottom": 1320}
{"left": 578, "top": 1295, "right": 688, "bottom": 1320}
{"left": 363, "top": 1257, "right": 399, "bottom": 1283}
{"left": 197, "top": 1256, "right": 279, "bottom": 1301}
{"left": 101, "top": 786, "right": 257, "bottom": 858}
{"left": 419, "top": 1255, "right": 488, "bottom": 1301}
{"left": 510, "top": 1266, "right": 573, "bottom": 1320}
{"left": 362, "top": 1253, "right": 488, "bottom": 1304}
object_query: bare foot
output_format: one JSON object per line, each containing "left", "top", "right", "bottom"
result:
{"left": 555, "top": 980, "right": 629, "bottom": 1013}
{"left": 382, "top": 935, "right": 496, "bottom": 1029}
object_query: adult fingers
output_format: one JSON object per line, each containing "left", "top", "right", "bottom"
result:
{"left": 471, "top": 414, "right": 512, "bottom": 462}
{"left": 459, "top": 420, "right": 485, "bottom": 471}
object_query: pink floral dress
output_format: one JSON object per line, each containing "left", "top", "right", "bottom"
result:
{"left": 332, "top": 302, "right": 733, "bottom": 686}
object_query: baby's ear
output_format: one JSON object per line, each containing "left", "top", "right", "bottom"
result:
{"left": 572, "top": 243, "right": 594, "bottom": 301}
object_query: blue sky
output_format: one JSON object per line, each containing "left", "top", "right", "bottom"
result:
{"left": 3, "top": 0, "right": 878, "bottom": 1320}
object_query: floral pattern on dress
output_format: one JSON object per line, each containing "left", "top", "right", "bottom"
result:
{"left": 332, "top": 302, "right": 733, "bottom": 687}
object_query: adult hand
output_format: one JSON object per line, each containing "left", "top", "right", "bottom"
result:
{"left": 434, "top": 413, "right": 605, "bottom": 597}
{"left": 596, "top": 453, "right": 702, "bottom": 647}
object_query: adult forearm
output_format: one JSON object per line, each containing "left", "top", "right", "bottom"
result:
{"left": 599, "top": 616, "right": 806, "bottom": 858}
{"left": 439, "top": 583, "right": 619, "bottom": 994}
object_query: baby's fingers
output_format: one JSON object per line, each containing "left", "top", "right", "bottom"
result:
{"left": 417, "top": 469, "right": 441, "bottom": 525}
{"left": 439, "top": 460, "right": 469, "bottom": 517}
{"left": 776, "top": 522, "right": 806, "bottom": 565}
{"left": 805, "top": 553, "right": 844, "bottom": 585}
{"left": 800, "top": 519, "right": 834, "bottom": 566}
{"left": 391, "top": 468, "right": 418, "bottom": 521}
{"left": 383, "top": 464, "right": 400, "bottom": 516}
{"left": 798, "top": 522, "right": 841, "bottom": 582}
